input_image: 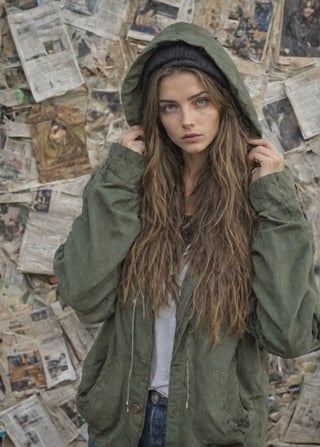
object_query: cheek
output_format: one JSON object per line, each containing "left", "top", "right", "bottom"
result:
{"left": 160, "top": 116, "right": 174, "bottom": 135}
{"left": 208, "top": 109, "right": 220, "bottom": 128}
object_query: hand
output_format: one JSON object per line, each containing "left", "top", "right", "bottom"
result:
{"left": 247, "top": 138, "right": 284, "bottom": 183}
{"left": 117, "top": 125, "right": 146, "bottom": 155}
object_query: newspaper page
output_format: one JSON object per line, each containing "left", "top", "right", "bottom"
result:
{"left": 284, "top": 375, "right": 320, "bottom": 443}
{"left": 4, "top": 120, "right": 31, "bottom": 139}
{"left": 0, "top": 137, "right": 39, "bottom": 192}
{"left": 57, "top": 309, "right": 95, "bottom": 362}
{"left": 284, "top": 66, "right": 320, "bottom": 140}
{"left": 28, "top": 103, "right": 92, "bottom": 183}
{"left": 6, "top": 2, "right": 84, "bottom": 102}
{"left": 0, "top": 307, "right": 62, "bottom": 346}
{"left": 39, "top": 335, "right": 77, "bottom": 389}
{"left": 127, "top": 0, "right": 194, "bottom": 42}
{"left": 0, "top": 394, "right": 64, "bottom": 447}
{"left": 40, "top": 385, "right": 88, "bottom": 443}
{"left": 17, "top": 213, "right": 74, "bottom": 275}
{"left": 61, "top": 0, "right": 130, "bottom": 39}
{"left": 0, "top": 252, "right": 29, "bottom": 319}
{"left": 17, "top": 181, "right": 85, "bottom": 274}
{"left": 262, "top": 80, "right": 305, "bottom": 152}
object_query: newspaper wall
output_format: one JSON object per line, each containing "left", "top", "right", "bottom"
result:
{"left": 1, "top": 0, "right": 320, "bottom": 446}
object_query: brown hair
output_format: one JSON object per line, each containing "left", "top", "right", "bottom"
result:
{"left": 121, "top": 66, "right": 254, "bottom": 344}
{"left": 300, "top": 0, "right": 320, "bottom": 23}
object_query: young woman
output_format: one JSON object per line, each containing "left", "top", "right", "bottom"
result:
{"left": 282, "top": 0, "right": 320, "bottom": 57}
{"left": 54, "top": 22, "right": 320, "bottom": 447}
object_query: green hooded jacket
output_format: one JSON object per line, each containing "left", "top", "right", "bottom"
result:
{"left": 54, "top": 22, "right": 320, "bottom": 447}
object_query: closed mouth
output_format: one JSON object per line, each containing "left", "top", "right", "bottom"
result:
{"left": 182, "top": 133, "right": 201, "bottom": 139}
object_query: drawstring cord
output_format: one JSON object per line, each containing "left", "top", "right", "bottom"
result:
{"left": 126, "top": 297, "right": 137, "bottom": 412}
{"left": 186, "top": 336, "right": 190, "bottom": 409}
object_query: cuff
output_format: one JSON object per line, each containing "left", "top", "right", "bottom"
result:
{"left": 249, "top": 169, "right": 297, "bottom": 214}
{"left": 106, "top": 142, "right": 145, "bottom": 185}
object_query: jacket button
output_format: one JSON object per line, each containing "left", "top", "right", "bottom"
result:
{"left": 131, "top": 403, "right": 141, "bottom": 414}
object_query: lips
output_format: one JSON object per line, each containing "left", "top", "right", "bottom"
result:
{"left": 182, "top": 133, "right": 201, "bottom": 141}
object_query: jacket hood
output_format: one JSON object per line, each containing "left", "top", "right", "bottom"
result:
{"left": 121, "top": 21, "right": 261, "bottom": 137}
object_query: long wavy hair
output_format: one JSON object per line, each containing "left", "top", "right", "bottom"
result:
{"left": 120, "top": 66, "right": 255, "bottom": 344}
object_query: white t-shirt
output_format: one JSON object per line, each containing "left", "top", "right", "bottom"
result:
{"left": 149, "top": 298, "right": 176, "bottom": 397}
{"left": 149, "top": 263, "right": 188, "bottom": 397}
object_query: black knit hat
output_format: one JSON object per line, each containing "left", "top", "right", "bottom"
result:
{"left": 141, "top": 42, "right": 229, "bottom": 92}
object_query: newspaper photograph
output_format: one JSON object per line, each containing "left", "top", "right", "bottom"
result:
{"left": 127, "top": 0, "right": 194, "bottom": 42}
{"left": 0, "top": 395, "right": 64, "bottom": 447}
{"left": 5, "top": 342, "right": 46, "bottom": 393}
{"left": 61, "top": 0, "right": 130, "bottom": 39}
{"left": 262, "top": 80, "right": 305, "bottom": 152}
{"left": 6, "top": 2, "right": 84, "bottom": 102}
{"left": 0, "top": 203, "right": 27, "bottom": 244}
{"left": 279, "top": 0, "right": 320, "bottom": 58}
{"left": 284, "top": 66, "right": 320, "bottom": 140}
{"left": 222, "top": 0, "right": 274, "bottom": 62}
{"left": 28, "top": 103, "right": 91, "bottom": 183}
{"left": 40, "top": 336, "right": 77, "bottom": 389}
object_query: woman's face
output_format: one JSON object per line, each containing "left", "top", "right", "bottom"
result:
{"left": 303, "top": 2, "right": 315, "bottom": 17}
{"left": 158, "top": 71, "right": 220, "bottom": 158}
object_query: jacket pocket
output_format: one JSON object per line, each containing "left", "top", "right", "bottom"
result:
{"left": 76, "top": 356, "right": 125, "bottom": 432}
{"left": 192, "top": 370, "right": 248, "bottom": 444}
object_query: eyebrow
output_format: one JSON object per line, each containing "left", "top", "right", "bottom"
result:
{"left": 159, "top": 90, "right": 208, "bottom": 103}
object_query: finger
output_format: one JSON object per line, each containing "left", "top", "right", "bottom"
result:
{"left": 118, "top": 131, "right": 146, "bottom": 154}
{"left": 127, "top": 141, "right": 146, "bottom": 155}
{"left": 247, "top": 146, "right": 283, "bottom": 164}
{"left": 119, "top": 126, "right": 143, "bottom": 139}
{"left": 247, "top": 138, "right": 275, "bottom": 149}
{"left": 117, "top": 126, "right": 144, "bottom": 146}
{"left": 249, "top": 153, "right": 284, "bottom": 181}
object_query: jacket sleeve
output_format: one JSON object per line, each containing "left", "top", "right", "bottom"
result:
{"left": 249, "top": 169, "right": 320, "bottom": 358}
{"left": 53, "top": 143, "right": 145, "bottom": 324}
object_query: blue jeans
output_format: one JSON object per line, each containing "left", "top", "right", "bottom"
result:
{"left": 138, "top": 390, "right": 167, "bottom": 447}
{"left": 88, "top": 390, "right": 167, "bottom": 447}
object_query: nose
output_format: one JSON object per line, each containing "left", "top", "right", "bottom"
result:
{"left": 181, "top": 105, "right": 195, "bottom": 128}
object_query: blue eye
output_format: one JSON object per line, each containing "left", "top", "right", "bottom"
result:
{"left": 160, "top": 103, "right": 176, "bottom": 113}
{"left": 196, "top": 97, "right": 209, "bottom": 107}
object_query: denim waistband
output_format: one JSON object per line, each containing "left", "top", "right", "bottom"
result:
{"left": 149, "top": 389, "right": 168, "bottom": 406}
